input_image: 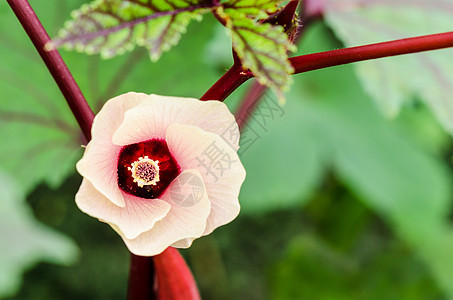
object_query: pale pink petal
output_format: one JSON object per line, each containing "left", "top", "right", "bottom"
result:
{"left": 171, "top": 238, "right": 195, "bottom": 248}
{"left": 112, "top": 95, "right": 239, "bottom": 149}
{"left": 75, "top": 179, "right": 171, "bottom": 239}
{"left": 117, "top": 169, "right": 211, "bottom": 256}
{"left": 92, "top": 92, "right": 149, "bottom": 141}
{"left": 76, "top": 92, "right": 149, "bottom": 207}
{"left": 76, "top": 142, "right": 123, "bottom": 207}
{"left": 203, "top": 178, "right": 243, "bottom": 235}
{"left": 166, "top": 124, "right": 246, "bottom": 236}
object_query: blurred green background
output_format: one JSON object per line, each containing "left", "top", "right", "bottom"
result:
{"left": 1, "top": 0, "right": 453, "bottom": 299}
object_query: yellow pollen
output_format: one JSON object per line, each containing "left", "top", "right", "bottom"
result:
{"left": 127, "top": 156, "right": 160, "bottom": 187}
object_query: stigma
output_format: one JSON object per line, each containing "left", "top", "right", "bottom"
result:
{"left": 128, "top": 156, "right": 160, "bottom": 187}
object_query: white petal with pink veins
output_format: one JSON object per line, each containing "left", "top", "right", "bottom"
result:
{"left": 77, "top": 92, "right": 149, "bottom": 207}
{"left": 117, "top": 169, "right": 211, "bottom": 256}
{"left": 75, "top": 179, "right": 171, "bottom": 239}
{"left": 112, "top": 95, "right": 239, "bottom": 149}
{"left": 166, "top": 124, "right": 246, "bottom": 236}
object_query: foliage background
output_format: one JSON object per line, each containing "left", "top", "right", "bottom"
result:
{"left": 1, "top": 0, "right": 453, "bottom": 299}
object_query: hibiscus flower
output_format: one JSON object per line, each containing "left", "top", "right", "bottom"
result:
{"left": 75, "top": 92, "right": 246, "bottom": 256}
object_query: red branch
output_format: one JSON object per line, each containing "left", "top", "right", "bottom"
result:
{"left": 200, "top": 63, "right": 252, "bottom": 101}
{"left": 7, "top": 0, "right": 94, "bottom": 141}
{"left": 215, "top": 31, "right": 453, "bottom": 124}
{"left": 290, "top": 31, "right": 453, "bottom": 74}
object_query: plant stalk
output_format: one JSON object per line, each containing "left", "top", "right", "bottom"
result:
{"left": 7, "top": 0, "right": 94, "bottom": 141}
{"left": 128, "top": 254, "right": 156, "bottom": 300}
{"left": 210, "top": 31, "right": 453, "bottom": 119}
{"left": 290, "top": 31, "right": 453, "bottom": 74}
{"left": 200, "top": 63, "right": 252, "bottom": 101}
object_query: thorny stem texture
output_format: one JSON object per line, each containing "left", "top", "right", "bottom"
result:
{"left": 7, "top": 0, "right": 94, "bottom": 141}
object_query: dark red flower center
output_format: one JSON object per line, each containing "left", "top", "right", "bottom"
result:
{"left": 117, "top": 139, "right": 180, "bottom": 199}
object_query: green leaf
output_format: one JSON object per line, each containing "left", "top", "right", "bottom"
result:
{"left": 0, "top": 171, "right": 78, "bottom": 298}
{"left": 323, "top": 0, "right": 453, "bottom": 135}
{"left": 222, "top": 0, "right": 285, "bottom": 18}
{"left": 51, "top": 0, "right": 211, "bottom": 60}
{"left": 225, "top": 13, "right": 296, "bottom": 100}
{"left": 215, "top": 0, "right": 295, "bottom": 100}
{"left": 54, "top": 0, "right": 296, "bottom": 97}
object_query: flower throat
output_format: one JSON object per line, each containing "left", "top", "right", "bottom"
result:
{"left": 117, "top": 139, "right": 180, "bottom": 199}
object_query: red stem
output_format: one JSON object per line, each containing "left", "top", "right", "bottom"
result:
{"left": 200, "top": 63, "right": 252, "bottom": 101}
{"left": 290, "top": 31, "right": 453, "bottom": 74}
{"left": 128, "top": 254, "right": 156, "bottom": 300}
{"left": 7, "top": 0, "right": 94, "bottom": 141}
{"left": 221, "top": 31, "right": 453, "bottom": 125}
